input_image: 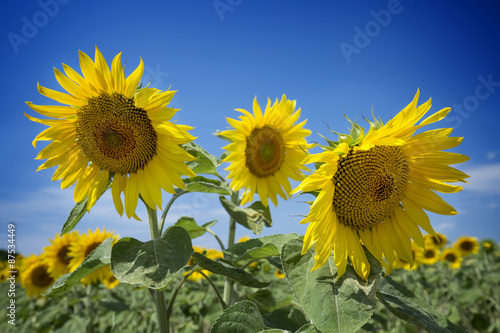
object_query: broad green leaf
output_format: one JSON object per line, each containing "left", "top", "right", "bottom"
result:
{"left": 281, "top": 239, "right": 379, "bottom": 333}
{"left": 111, "top": 226, "right": 192, "bottom": 290}
{"left": 193, "top": 252, "right": 270, "bottom": 288}
{"left": 220, "top": 196, "right": 273, "bottom": 235}
{"left": 248, "top": 201, "right": 273, "bottom": 227}
{"left": 296, "top": 324, "right": 320, "bottom": 333}
{"left": 175, "top": 216, "right": 218, "bottom": 239}
{"left": 180, "top": 176, "right": 231, "bottom": 195}
{"left": 46, "top": 238, "right": 113, "bottom": 297}
{"left": 241, "top": 289, "right": 276, "bottom": 314}
{"left": 377, "top": 276, "right": 468, "bottom": 333}
{"left": 61, "top": 181, "right": 111, "bottom": 235}
{"left": 182, "top": 142, "right": 220, "bottom": 175}
{"left": 263, "top": 307, "right": 309, "bottom": 332}
{"left": 210, "top": 300, "right": 268, "bottom": 333}
{"left": 226, "top": 233, "right": 299, "bottom": 259}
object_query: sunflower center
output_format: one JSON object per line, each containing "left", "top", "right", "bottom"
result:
{"left": 245, "top": 126, "right": 285, "bottom": 178}
{"left": 332, "top": 146, "right": 409, "bottom": 230}
{"left": 76, "top": 93, "right": 157, "bottom": 174}
{"left": 57, "top": 245, "right": 71, "bottom": 266}
{"left": 425, "top": 250, "right": 435, "bottom": 258}
{"left": 84, "top": 242, "right": 102, "bottom": 257}
{"left": 31, "top": 265, "right": 54, "bottom": 287}
{"left": 460, "top": 241, "right": 473, "bottom": 251}
{"left": 445, "top": 253, "right": 456, "bottom": 262}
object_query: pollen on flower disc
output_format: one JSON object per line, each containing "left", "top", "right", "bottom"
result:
{"left": 76, "top": 93, "right": 157, "bottom": 174}
{"left": 332, "top": 146, "right": 409, "bottom": 229}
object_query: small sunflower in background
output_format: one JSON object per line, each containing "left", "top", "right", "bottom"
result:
{"left": 0, "top": 261, "right": 8, "bottom": 283}
{"left": 454, "top": 236, "right": 479, "bottom": 256}
{"left": 441, "top": 248, "right": 463, "bottom": 269}
{"left": 292, "top": 90, "right": 469, "bottom": 280}
{"left": 20, "top": 255, "right": 54, "bottom": 297}
{"left": 186, "top": 246, "right": 224, "bottom": 282}
{"left": 26, "top": 46, "right": 196, "bottom": 219}
{"left": 68, "top": 228, "right": 118, "bottom": 284}
{"left": 424, "top": 232, "right": 448, "bottom": 249}
{"left": 220, "top": 95, "right": 311, "bottom": 207}
{"left": 480, "top": 239, "right": 497, "bottom": 253}
{"left": 416, "top": 243, "right": 440, "bottom": 265}
{"left": 274, "top": 269, "right": 285, "bottom": 279}
{"left": 42, "top": 231, "right": 80, "bottom": 279}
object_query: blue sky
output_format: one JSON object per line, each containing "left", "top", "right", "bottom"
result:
{"left": 1, "top": 0, "right": 499, "bottom": 256}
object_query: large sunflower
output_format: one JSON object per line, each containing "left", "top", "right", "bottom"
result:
{"left": 26, "top": 47, "right": 196, "bottom": 218}
{"left": 220, "top": 95, "right": 311, "bottom": 207}
{"left": 292, "top": 90, "right": 469, "bottom": 280}
{"left": 68, "top": 228, "right": 117, "bottom": 284}
{"left": 20, "top": 255, "right": 54, "bottom": 297}
{"left": 41, "top": 231, "right": 80, "bottom": 279}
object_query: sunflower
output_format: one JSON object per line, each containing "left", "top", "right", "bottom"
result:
{"left": 26, "top": 46, "right": 196, "bottom": 218}
{"left": 68, "top": 228, "right": 117, "bottom": 284}
{"left": 454, "top": 236, "right": 479, "bottom": 256}
{"left": 416, "top": 243, "right": 440, "bottom": 265}
{"left": 274, "top": 269, "right": 286, "bottom": 279}
{"left": 424, "top": 232, "right": 448, "bottom": 249}
{"left": 220, "top": 95, "right": 311, "bottom": 207}
{"left": 41, "top": 231, "right": 80, "bottom": 279}
{"left": 441, "top": 248, "right": 462, "bottom": 269}
{"left": 480, "top": 239, "right": 496, "bottom": 253}
{"left": 292, "top": 90, "right": 469, "bottom": 280}
{"left": 187, "top": 246, "right": 224, "bottom": 282}
{"left": 20, "top": 255, "right": 54, "bottom": 297}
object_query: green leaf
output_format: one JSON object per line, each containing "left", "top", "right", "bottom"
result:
{"left": 180, "top": 176, "right": 232, "bottom": 195}
{"left": 281, "top": 239, "right": 379, "bottom": 333}
{"left": 219, "top": 196, "right": 272, "bottom": 235}
{"left": 241, "top": 289, "right": 276, "bottom": 314}
{"left": 174, "top": 216, "right": 218, "bottom": 239}
{"left": 210, "top": 300, "right": 268, "bottom": 333}
{"left": 248, "top": 201, "right": 273, "bottom": 227}
{"left": 60, "top": 180, "right": 111, "bottom": 235}
{"left": 182, "top": 142, "right": 220, "bottom": 175}
{"left": 377, "top": 276, "right": 468, "bottom": 333}
{"left": 46, "top": 237, "right": 113, "bottom": 297}
{"left": 111, "top": 226, "right": 192, "bottom": 290}
{"left": 263, "top": 307, "right": 309, "bottom": 332}
{"left": 193, "top": 252, "right": 270, "bottom": 288}
{"left": 296, "top": 324, "right": 320, "bottom": 333}
{"left": 226, "top": 233, "right": 299, "bottom": 259}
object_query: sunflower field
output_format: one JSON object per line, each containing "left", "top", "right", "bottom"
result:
{"left": 1, "top": 47, "right": 499, "bottom": 332}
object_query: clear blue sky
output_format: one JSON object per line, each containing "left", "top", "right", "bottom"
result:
{"left": 1, "top": 0, "right": 499, "bottom": 256}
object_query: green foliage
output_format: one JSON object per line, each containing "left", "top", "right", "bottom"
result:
{"left": 281, "top": 239, "right": 379, "bottom": 333}
{"left": 174, "top": 216, "right": 218, "bottom": 239}
{"left": 46, "top": 237, "right": 113, "bottom": 297}
{"left": 180, "top": 176, "right": 231, "bottom": 195}
{"left": 219, "top": 196, "right": 272, "bottom": 235}
{"left": 111, "top": 226, "right": 193, "bottom": 289}
{"left": 182, "top": 142, "right": 221, "bottom": 176}
{"left": 192, "top": 252, "right": 270, "bottom": 288}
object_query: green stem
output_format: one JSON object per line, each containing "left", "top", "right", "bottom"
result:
{"left": 206, "top": 228, "right": 226, "bottom": 252}
{"left": 223, "top": 190, "right": 239, "bottom": 306}
{"left": 159, "top": 192, "right": 186, "bottom": 236}
{"left": 199, "top": 271, "right": 227, "bottom": 311}
{"left": 144, "top": 201, "right": 169, "bottom": 333}
{"left": 166, "top": 272, "right": 190, "bottom": 325}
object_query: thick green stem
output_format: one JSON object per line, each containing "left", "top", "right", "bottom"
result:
{"left": 145, "top": 202, "right": 169, "bottom": 333}
{"left": 223, "top": 191, "right": 239, "bottom": 306}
